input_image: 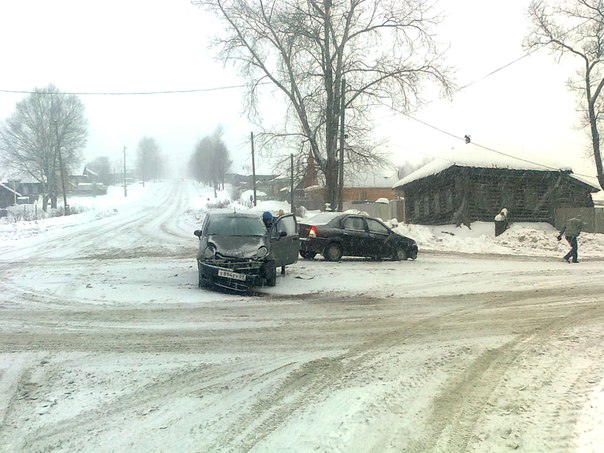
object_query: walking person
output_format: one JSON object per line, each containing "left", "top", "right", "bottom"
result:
{"left": 557, "top": 215, "right": 585, "bottom": 263}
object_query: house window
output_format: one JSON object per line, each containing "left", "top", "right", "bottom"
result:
{"left": 433, "top": 192, "right": 440, "bottom": 214}
{"left": 446, "top": 190, "right": 453, "bottom": 211}
{"left": 414, "top": 199, "right": 420, "bottom": 218}
{"left": 423, "top": 195, "right": 430, "bottom": 216}
{"left": 524, "top": 188, "right": 538, "bottom": 208}
{"left": 501, "top": 184, "right": 515, "bottom": 210}
{"left": 477, "top": 184, "right": 490, "bottom": 209}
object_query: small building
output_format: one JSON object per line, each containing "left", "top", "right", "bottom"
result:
{"left": 299, "top": 158, "right": 401, "bottom": 211}
{"left": 0, "top": 175, "right": 43, "bottom": 205}
{"left": 393, "top": 144, "right": 601, "bottom": 226}
{"left": 69, "top": 167, "right": 107, "bottom": 196}
{"left": 0, "top": 182, "right": 21, "bottom": 209}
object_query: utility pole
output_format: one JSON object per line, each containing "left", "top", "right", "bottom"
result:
{"left": 251, "top": 132, "right": 257, "bottom": 207}
{"left": 123, "top": 146, "right": 127, "bottom": 197}
{"left": 54, "top": 120, "right": 69, "bottom": 215}
{"left": 337, "top": 78, "right": 346, "bottom": 212}
{"left": 290, "top": 153, "right": 295, "bottom": 214}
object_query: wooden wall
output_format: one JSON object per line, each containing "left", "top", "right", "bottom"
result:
{"left": 397, "top": 167, "right": 595, "bottom": 226}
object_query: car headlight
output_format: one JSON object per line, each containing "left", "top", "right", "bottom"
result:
{"left": 204, "top": 244, "right": 216, "bottom": 259}
{"left": 256, "top": 246, "right": 268, "bottom": 259}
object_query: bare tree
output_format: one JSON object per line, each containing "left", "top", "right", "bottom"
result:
{"left": 136, "top": 137, "right": 165, "bottom": 185}
{"left": 193, "top": 0, "right": 454, "bottom": 208}
{"left": 0, "top": 84, "right": 87, "bottom": 211}
{"left": 396, "top": 156, "right": 434, "bottom": 179}
{"left": 189, "top": 127, "right": 232, "bottom": 196}
{"left": 525, "top": 0, "right": 604, "bottom": 189}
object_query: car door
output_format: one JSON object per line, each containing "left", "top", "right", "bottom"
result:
{"left": 341, "top": 216, "right": 369, "bottom": 257}
{"left": 270, "top": 213, "right": 300, "bottom": 267}
{"left": 366, "top": 218, "right": 391, "bottom": 257}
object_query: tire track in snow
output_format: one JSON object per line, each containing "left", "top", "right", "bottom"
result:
{"left": 406, "top": 294, "right": 604, "bottom": 452}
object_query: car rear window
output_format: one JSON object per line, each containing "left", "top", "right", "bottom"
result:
{"left": 207, "top": 215, "right": 266, "bottom": 236}
{"left": 304, "top": 212, "right": 341, "bottom": 225}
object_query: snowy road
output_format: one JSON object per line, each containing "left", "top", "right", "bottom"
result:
{"left": 1, "top": 180, "right": 603, "bottom": 452}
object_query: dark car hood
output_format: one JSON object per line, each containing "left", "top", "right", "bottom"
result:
{"left": 208, "top": 235, "right": 267, "bottom": 259}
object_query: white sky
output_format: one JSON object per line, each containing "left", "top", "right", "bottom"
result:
{"left": 0, "top": 0, "right": 598, "bottom": 179}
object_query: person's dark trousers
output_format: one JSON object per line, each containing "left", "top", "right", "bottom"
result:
{"left": 563, "top": 235, "right": 578, "bottom": 263}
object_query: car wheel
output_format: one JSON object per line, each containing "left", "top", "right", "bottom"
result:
{"left": 393, "top": 247, "right": 408, "bottom": 261}
{"left": 323, "top": 242, "right": 343, "bottom": 261}
{"left": 300, "top": 251, "right": 317, "bottom": 260}
{"left": 263, "top": 260, "right": 277, "bottom": 286}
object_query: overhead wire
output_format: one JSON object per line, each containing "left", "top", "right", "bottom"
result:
{"left": 393, "top": 16, "right": 599, "bottom": 180}
{"left": 0, "top": 83, "right": 255, "bottom": 96}
{"left": 0, "top": 16, "right": 598, "bottom": 181}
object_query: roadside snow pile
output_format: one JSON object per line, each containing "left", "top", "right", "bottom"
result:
{"left": 394, "top": 221, "right": 604, "bottom": 258}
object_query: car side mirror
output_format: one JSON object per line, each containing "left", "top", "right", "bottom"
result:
{"left": 194, "top": 230, "right": 202, "bottom": 238}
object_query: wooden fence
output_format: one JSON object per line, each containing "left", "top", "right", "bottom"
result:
{"left": 555, "top": 207, "right": 604, "bottom": 234}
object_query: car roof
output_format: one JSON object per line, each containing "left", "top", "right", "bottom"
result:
{"left": 206, "top": 210, "right": 261, "bottom": 218}
{"left": 303, "top": 211, "right": 362, "bottom": 225}
{"left": 302, "top": 210, "right": 390, "bottom": 226}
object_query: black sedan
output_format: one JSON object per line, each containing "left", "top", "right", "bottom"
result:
{"left": 298, "top": 212, "right": 418, "bottom": 261}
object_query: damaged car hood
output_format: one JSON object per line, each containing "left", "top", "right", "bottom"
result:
{"left": 207, "top": 235, "right": 266, "bottom": 259}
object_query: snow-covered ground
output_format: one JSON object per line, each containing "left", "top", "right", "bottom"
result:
{"left": 1, "top": 180, "right": 603, "bottom": 452}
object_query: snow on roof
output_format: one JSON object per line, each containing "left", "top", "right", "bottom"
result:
{"left": 393, "top": 144, "right": 575, "bottom": 188}
{"left": 347, "top": 169, "right": 399, "bottom": 187}
{"left": 0, "top": 182, "right": 21, "bottom": 196}
{"left": 84, "top": 167, "right": 99, "bottom": 177}
{"left": 569, "top": 173, "right": 602, "bottom": 191}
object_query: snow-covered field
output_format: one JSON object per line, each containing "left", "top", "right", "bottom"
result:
{"left": 1, "top": 180, "right": 603, "bottom": 452}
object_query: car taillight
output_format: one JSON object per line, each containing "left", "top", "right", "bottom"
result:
{"left": 309, "top": 225, "right": 317, "bottom": 237}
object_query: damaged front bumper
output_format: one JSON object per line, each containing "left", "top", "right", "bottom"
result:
{"left": 198, "top": 258, "right": 265, "bottom": 292}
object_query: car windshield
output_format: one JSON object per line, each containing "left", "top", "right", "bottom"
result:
{"left": 206, "top": 215, "right": 266, "bottom": 236}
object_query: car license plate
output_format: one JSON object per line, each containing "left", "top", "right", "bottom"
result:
{"left": 218, "top": 269, "right": 247, "bottom": 281}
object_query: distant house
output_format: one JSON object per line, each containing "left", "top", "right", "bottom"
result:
{"left": 17, "top": 179, "right": 43, "bottom": 202}
{"left": 393, "top": 144, "right": 601, "bottom": 226}
{"left": 299, "top": 151, "right": 400, "bottom": 210}
{"left": 0, "top": 176, "right": 43, "bottom": 207}
{"left": 0, "top": 182, "right": 20, "bottom": 209}
{"left": 68, "top": 167, "right": 107, "bottom": 196}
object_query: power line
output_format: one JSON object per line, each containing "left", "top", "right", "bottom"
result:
{"left": 0, "top": 17, "right": 596, "bottom": 182}
{"left": 458, "top": 53, "right": 533, "bottom": 91}
{"left": 0, "top": 13, "right": 589, "bottom": 97}
{"left": 397, "top": 110, "right": 598, "bottom": 180}
{"left": 0, "top": 83, "right": 252, "bottom": 96}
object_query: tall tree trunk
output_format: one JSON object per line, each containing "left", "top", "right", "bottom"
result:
{"left": 323, "top": 0, "right": 338, "bottom": 209}
{"left": 324, "top": 156, "right": 338, "bottom": 209}
{"left": 588, "top": 100, "right": 604, "bottom": 189}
